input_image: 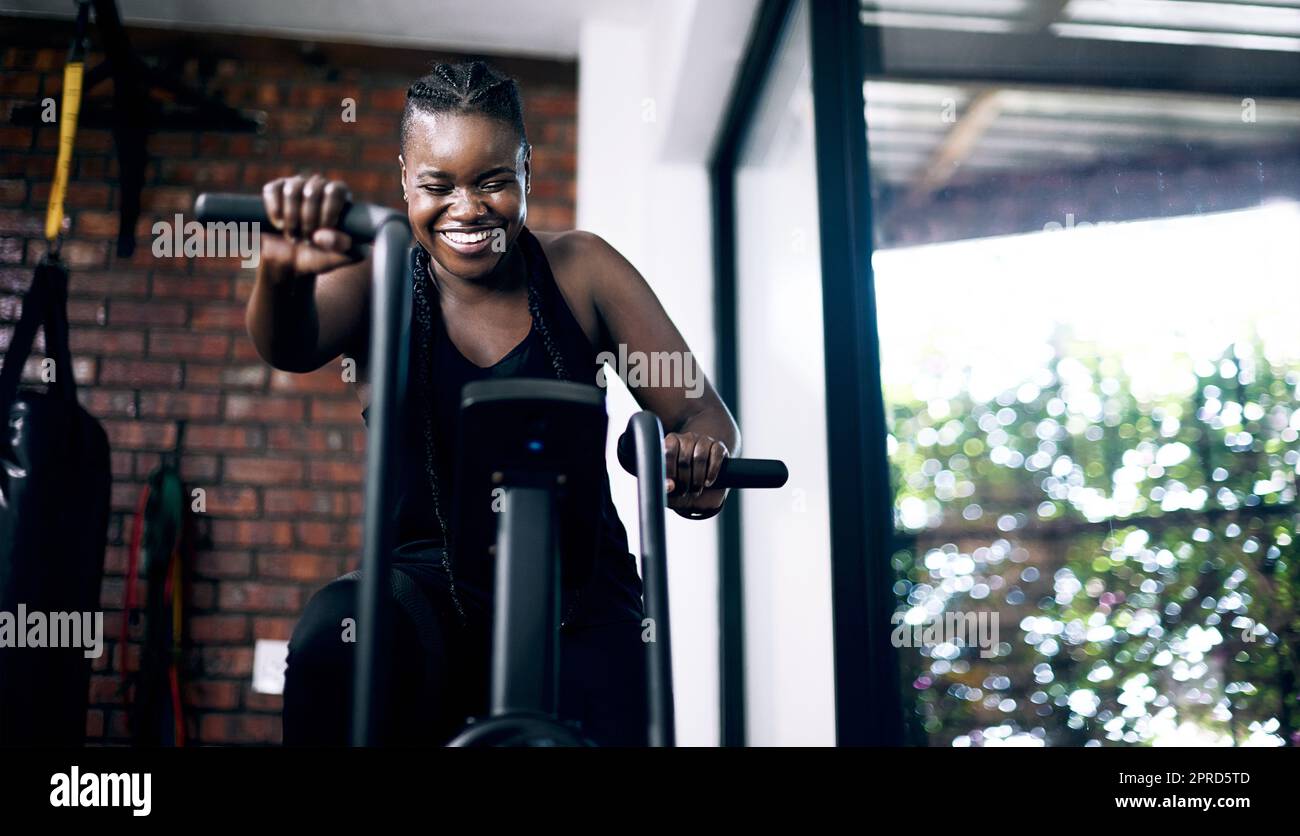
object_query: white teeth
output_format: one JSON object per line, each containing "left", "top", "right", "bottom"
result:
{"left": 442, "top": 229, "right": 493, "bottom": 244}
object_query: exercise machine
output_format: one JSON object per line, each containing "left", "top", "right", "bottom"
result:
{"left": 193, "top": 193, "right": 788, "bottom": 746}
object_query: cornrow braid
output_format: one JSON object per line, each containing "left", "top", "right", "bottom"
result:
{"left": 411, "top": 240, "right": 574, "bottom": 630}
{"left": 402, "top": 60, "right": 529, "bottom": 152}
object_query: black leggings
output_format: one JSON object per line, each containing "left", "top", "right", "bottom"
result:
{"left": 282, "top": 548, "right": 649, "bottom": 746}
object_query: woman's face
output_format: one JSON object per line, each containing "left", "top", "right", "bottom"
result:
{"left": 399, "top": 110, "right": 530, "bottom": 283}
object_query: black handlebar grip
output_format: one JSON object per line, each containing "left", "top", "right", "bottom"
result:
{"left": 616, "top": 429, "right": 788, "bottom": 489}
{"left": 193, "top": 193, "right": 406, "bottom": 244}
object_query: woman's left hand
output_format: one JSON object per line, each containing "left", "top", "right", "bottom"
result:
{"left": 664, "top": 432, "right": 730, "bottom": 518}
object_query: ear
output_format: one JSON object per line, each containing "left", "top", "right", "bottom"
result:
{"left": 522, "top": 144, "right": 532, "bottom": 195}
{"left": 398, "top": 153, "right": 408, "bottom": 200}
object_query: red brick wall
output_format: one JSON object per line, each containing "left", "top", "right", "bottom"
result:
{"left": 1, "top": 20, "right": 577, "bottom": 745}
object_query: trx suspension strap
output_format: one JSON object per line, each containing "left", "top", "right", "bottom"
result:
{"left": 45, "top": 1, "right": 91, "bottom": 252}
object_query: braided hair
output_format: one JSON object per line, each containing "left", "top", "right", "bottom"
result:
{"left": 405, "top": 62, "right": 572, "bottom": 627}
{"left": 402, "top": 60, "right": 529, "bottom": 152}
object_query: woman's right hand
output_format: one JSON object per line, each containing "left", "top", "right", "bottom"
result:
{"left": 259, "top": 174, "right": 363, "bottom": 284}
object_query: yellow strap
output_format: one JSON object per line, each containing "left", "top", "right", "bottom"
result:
{"left": 44, "top": 61, "right": 85, "bottom": 242}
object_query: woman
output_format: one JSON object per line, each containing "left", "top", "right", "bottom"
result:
{"left": 249, "top": 61, "right": 740, "bottom": 746}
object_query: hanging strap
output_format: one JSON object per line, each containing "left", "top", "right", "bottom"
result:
{"left": 44, "top": 0, "right": 91, "bottom": 246}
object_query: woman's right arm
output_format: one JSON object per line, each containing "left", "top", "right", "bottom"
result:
{"left": 246, "top": 174, "right": 371, "bottom": 373}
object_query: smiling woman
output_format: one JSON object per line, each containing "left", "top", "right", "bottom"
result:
{"left": 241, "top": 60, "right": 740, "bottom": 746}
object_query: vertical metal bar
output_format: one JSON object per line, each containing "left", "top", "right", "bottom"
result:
{"left": 351, "top": 219, "right": 412, "bottom": 746}
{"left": 630, "top": 412, "right": 675, "bottom": 747}
{"left": 807, "top": 0, "right": 903, "bottom": 745}
{"left": 491, "top": 486, "right": 559, "bottom": 716}
{"left": 709, "top": 0, "right": 796, "bottom": 749}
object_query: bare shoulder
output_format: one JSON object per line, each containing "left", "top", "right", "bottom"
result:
{"left": 532, "top": 228, "right": 616, "bottom": 272}
{"left": 529, "top": 229, "right": 616, "bottom": 346}
{"left": 531, "top": 228, "right": 635, "bottom": 293}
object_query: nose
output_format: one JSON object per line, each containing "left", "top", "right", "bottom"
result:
{"left": 446, "top": 188, "right": 485, "bottom": 222}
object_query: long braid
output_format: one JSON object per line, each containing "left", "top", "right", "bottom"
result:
{"left": 411, "top": 247, "right": 467, "bottom": 625}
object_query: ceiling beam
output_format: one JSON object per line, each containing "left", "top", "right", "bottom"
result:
{"left": 860, "top": 25, "right": 1300, "bottom": 97}
{"left": 903, "top": 88, "right": 1003, "bottom": 204}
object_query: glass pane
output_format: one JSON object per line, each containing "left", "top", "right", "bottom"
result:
{"left": 735, "top": 0, "right": 836, "bottom": 745}
{"left": 861, "top": 3, "right": 1300, "bottom": 747}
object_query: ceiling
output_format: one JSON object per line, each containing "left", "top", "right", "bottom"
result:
{"left": 867, "top": 80, "right": 1300, "bottom": 189}
{"left": 858, "top": 0, "right": 1300, "bottom": 192}
{"left": 0, "top": 0, "right": 646, "bottom": 58}
{"left": 860, "top": 0, "right": 1300, "bottom": 52}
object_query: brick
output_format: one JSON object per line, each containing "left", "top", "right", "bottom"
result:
{"left": 280, "top": 137, "right": 355, "bottom": 162}
{"left": 307, "top": 459, "right": 363, "bottom": 485}
{"left": 198, "top": 712, "right": 279, "bottom": 745}
{"left": 85, "top": 710, "right": 104, "bottom": 738}
{"left": 79, "top": 388, "right": 137, "bottom": 418}
{"left": 147, "top": 330, "right": 231, "bottom": 360}
{"left": 257, "top": 551, "right": 341, "bottom": 581}
{"left": 262, "top": 488, "right": 348, "bottom": 516}
{"left": 191, "top": 302, "right": 247, "bottom": 330}
{"left": 108, "top": 299, "right": 187, "bottom": 327}
{"left": 0, "top": 179, "right": 26, "bottom": 205}
{"left": 192, "top": 551, "right": 254, "bottom": 580}
{"left": 195, "top": 485, "right": 259, "bottom": 516}
{"left": 68, "top": 327, "right": 146, "bottom": 356}
{"left": 295, "top": 520, "right": 360, "bottom": 549}
{"left": 309, "top": 397, "right": 365, "bottom": 425}
{"left": 137, "top": 391, "right": 222, "bottom": 419}
{"left": 88, "top": 674, "right": 125, "bottom": 706}
{"left": 158, "top": 160, "right": 241, "bottom": 189}
{"left": 266, "top": 426, "right": 349, "bottom": 453}
{"left": 67, "top": 299, "right": 108, "bottom": 325}
{"left": 252, "top": 617, "right": 297, "bottom": 643}
{"left": 184, "top": 424, "right": 263, "bottom": 452}
{"left": 0, "top": 126, "right": 34, "bottom": 149}
{"left": 218, "top": 581, "right": 302, "bottom": 613}
{"left": 225, "top": 394, "right": 305, "bottom": 423}
{"left": 188, "top": 580, "right": 218, "bottom": 609}
{"left": 151, "top": 275, "right": 233, "bottom": 301}
{"left": 179, "top": 455, "right": 220, "bottom": 482}
{"left": 31, "top": 181, "right": 111, "bottom": 209}
{"left": 0, "top": 209, "right": 42, "bottom": 234}
{"left": 103, "top": 420, "right": 178, "bottom": 450}
{"left": 185, "top": 678, "right": 243, "bottom": 708}
{"left": 146, "top": 134, "right": 195, "bottom": 156}
{"left": 209, "top": 519, "right": 293, "bottom": 548}
{"left": 224, "top": 456, "right": 303, "bottom": 485}
{"left": 99, "top": 358, "right": 183, "bottom": 387}
{"left": 0, "top": 236, "right": 24, "bottom": 264}
{"left": 197, "top": 646, "right": 255, "bottom": 677}
{"left": 71, "top": 271, "right": 148, "bottom": 297}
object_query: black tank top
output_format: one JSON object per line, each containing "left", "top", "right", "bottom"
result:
{"left": 361, "top": 228, "right": 644, "bottom": 627}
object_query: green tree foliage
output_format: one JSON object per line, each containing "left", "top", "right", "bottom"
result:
{"left": 889, "top": 333, "right": 1299, "bottom": 746}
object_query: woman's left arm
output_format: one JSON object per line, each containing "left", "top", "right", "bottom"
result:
{"left": 577, "top": 232, "right": 740, "bottom": 519}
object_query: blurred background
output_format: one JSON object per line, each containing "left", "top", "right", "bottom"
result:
{"left": 2, "top": 0, "right": 1299, "bottom": 747}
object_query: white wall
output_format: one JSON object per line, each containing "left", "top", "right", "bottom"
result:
{"left": 575, "top": 0, "right": 759, "bottom": 746}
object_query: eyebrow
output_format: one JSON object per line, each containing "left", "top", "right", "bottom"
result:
{"left": 415, "top": 166, "right": 516, "bottom": 180}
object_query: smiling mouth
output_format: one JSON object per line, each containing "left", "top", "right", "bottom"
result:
{"left": 437, "top": 227, "right": 502, "bottom": 255}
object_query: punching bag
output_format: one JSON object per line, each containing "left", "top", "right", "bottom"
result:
{"left": 0, "top": 258, "right": 112, "bottom": 745}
